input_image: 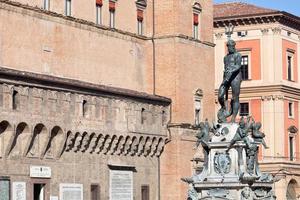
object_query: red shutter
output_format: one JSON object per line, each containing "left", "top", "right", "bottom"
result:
{"left": 193, "top": 13, "right": 199, "bottom": 25}
{"left": 96, "top": 0, "right": 102, "bottom": 6}
{"left": 137, "top": 9, "right": 143, "bottom": 21}
{"left": 109, "top": 1, "right": 115, "bottom": 12}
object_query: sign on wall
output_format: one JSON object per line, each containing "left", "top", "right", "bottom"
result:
{"left": 60, "top": 184, "right": 83, "bottom": 200}
{"left": 12, "top": 182, "right": 26, "bottom": 200}
{"left": 109, "top": 170, "right": 133, "bottom": 200}
{"left": 0, "top": 179, "right": 10, "bottom": 200}
{"left": 30, "top": 166, "right": 51, "bottom": 178}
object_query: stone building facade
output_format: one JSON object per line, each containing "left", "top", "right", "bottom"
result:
{"left": 214, "top": 2, "right": 300, "bottom": 199}
{"left": 0, "top": 67, "right": 170, "bottom": 200}
{"left": 0, "top": 0, "right": 215, "bottom": 199}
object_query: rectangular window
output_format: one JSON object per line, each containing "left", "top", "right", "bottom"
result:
{"left": 194, "top": 99, "right": 201, "bottom": 125}
{"left": 237, "top": 31, "right": 247, "bottom": 37}
{"left": 91, "top": 185, "right": 99, "bottom": 200}
{"left": 43, "top": 0, "right": 50, "bottom": 10}
{"left": 240, "top": 102, "right": 249, "bottom": 116}
{"left": 193, "top": 13, "right": 199, "bottom": 39}
{"left": 287, "top": 55, "right": 293, "bottom": 81}
{"left": 241, "top": 55, "right": 249, "bottom": 80}
{"left": 193, "top": 25, "right": 199, "bottom": 39}
{"left": 109, "top": 1, "right": 116, "bottom": 28}
{"left": 96, "top": 4, "right": 102, "bottom": 25}
{"left": 288, "top": 102, "right": 293, "bottom": 118}
{"left": 109, "top": 10, "right": 115, "bottom": 28}
{"left": 289, "top": 136, "right": 294, "bottom": 161}
{"left": 141, "top": 185, "right": 149, "bottom": 200}
{"left": 65, "top": 0, "right": 71, "bottom": 16}
{"left": 138, "top": 20, "right": 143, "bottom": 35}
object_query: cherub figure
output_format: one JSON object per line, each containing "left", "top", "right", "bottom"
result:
{"left": 252, "top": 122, "right": 269, "bottom": 149}
{"left": 227, "top": 116, "right": 252, "bottom": 151}
{"left": 195, "top": 119, "right": 211, "bottom": 148}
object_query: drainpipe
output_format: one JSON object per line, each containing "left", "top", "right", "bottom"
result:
{"left": 152, "top": 0, "right": 156, "bottom": 95}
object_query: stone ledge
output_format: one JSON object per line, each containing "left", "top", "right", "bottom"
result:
{"left": 0, "top": 66, "right": 171, "bottom": 105}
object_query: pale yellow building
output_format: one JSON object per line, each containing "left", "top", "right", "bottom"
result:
{"left": 214, "top": 2, "right": 300, "bottom": 199}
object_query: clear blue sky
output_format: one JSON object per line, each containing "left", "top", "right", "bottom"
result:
{"left": 214, "top": 0, "right": 300, "bottom": 16}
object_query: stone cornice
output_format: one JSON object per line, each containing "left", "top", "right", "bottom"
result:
{"left": 259, "top": 161, "right": 300, "bottom": 176}
{"left": 0, "top": 66, "right": 171, "bottom": 105}
{"left": 215, "top": 84, "right": 300, "bottom": 100}
{"left": 214, "top": 11, "right": 300, "bottom": 32}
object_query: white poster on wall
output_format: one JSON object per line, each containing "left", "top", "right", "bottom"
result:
{"left": 50, "top": 196, "right": 58, "bottom": 200}
{"left": 59, "top": 184, "right": 83, "bottom": 200}
{"left": 109, "top": 170, "right": 133, "bottom": 200}
{"left": 12, "top": 182, "right": 26, "bottom": 200}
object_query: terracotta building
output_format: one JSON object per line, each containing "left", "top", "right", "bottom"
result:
{"left": 0, "top": 0, "right": 215, "bottom": 199}
{"left": 214, "top": 2, "right": 300, "bottom": 199}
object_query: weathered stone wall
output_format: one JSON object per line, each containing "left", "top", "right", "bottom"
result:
{"left": 0, "top": 68, "right": 170, "bottom": 199}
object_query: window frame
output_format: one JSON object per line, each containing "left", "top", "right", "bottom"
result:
{"left": 193, "top": 24, "right": 199, "bottom": 40}
{"left": 96, "top": 4, "right": 102, "bottom": 25}
{"left": 239, "top": 102, "right": 250, "bottom": 117}
{"left": 288, "top": 133, "right": 296, "bottom": 161}
{"left": 141, "top": 185, "right": 150, "bottom": 200}
{"left": 109, "top": 10, "right": 115, "bottom": 28}
{"left": 43, "top": 0, "right": 50, "bottom": 10}
{"left": 287, "top": 51, "right": 294, "bottom": 81}
{"left": 192, "top": 3, "right": 201, "bottom": 40}
{"left": 65, "top": 0, "right": 72, "bottom": 16}
{"left": 239, "top": 50, "right": 252, "bottom": 80}
{"left": 91, "top": 184, "right": 100, "bottom": 200}
{"left": 288, "top": 101, "right": 294, "bottom": 118}
{"left": 137, "top": 20, "right": 143, "bottom": 36}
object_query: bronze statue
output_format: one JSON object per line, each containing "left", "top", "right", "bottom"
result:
{"left": 252, "top": 121, "right": 269, "bottom": 149}
{"left": 227, "top": 117, "right": 252, "bottom": 151}
{"left": 218, "top": 25, "right": 242, "bottom": 123}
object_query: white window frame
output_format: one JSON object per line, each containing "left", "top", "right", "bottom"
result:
{"left": 137, "top": 20, "right": 143, "bottom": 36}
{"left": 239, "top": 50, "right": 252, "bottom": 80}
{"left": 193, "top": 24, "right": 199, "bottom": 40}
{"left": 288, "top": 132, "right": 296, "bottom": 161}
{"left": 287, "top": 51, "right": 294, "bottom": 81}
{"left": 65, "top": 0, "right": 72, "bottom": 16}
{"left": 96, "top": 4, "right": 102, "bottom": 25}
{"left": 192, "top": 3, "right": 201, "bottom": 40}
{"left": 109, "top": 10, "right": 115, "bottom": 28}
{"left": 43, "top": 0, "right": 50, "bottom": 10}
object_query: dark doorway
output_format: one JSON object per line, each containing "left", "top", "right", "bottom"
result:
{"left": 34, "top": 183, "right": 45, "bottom": 200}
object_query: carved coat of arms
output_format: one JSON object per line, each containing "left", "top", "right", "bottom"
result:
{"left": 214, "top": 152, "right": 231, "bottom": 175}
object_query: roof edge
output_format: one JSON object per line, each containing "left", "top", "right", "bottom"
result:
{"left": 0, "top": 66, "right": 171, "bottom": 105}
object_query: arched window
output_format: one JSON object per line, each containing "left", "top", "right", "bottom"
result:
{"left": 82, "top": 100, "right": 88, "bottom": 117}
{"left": 141, "top": 108, "right": 146, "bottom": 124}
{"left": 12, "top": 90, "right": 19, "bottom": 110}
{"left": 286, "top": 179, "right": 299, "bottom": 200}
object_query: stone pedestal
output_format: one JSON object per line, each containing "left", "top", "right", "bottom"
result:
{"left": 182, "top": 122, "right": 276, "bottom": 200}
